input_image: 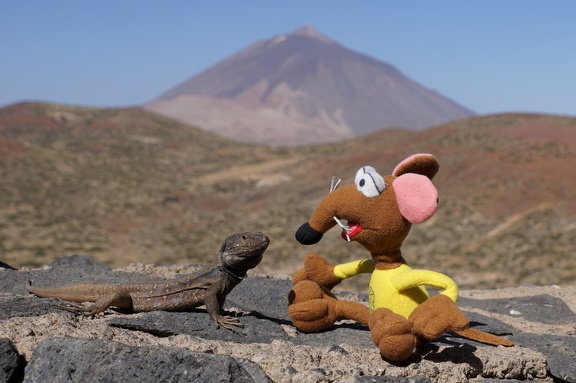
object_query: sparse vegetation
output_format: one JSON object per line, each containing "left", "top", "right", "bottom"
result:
{"left": 1, "top": 102, "right": 575, "bottom": 291}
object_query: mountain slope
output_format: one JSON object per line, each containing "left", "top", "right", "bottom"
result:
{"left": 146, "top": 25, "right": 474, "bottom": 145}
{"left": 1, "top": 102, "right": 575, "bottom": 290}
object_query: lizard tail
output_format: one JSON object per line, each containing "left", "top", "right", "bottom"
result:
{"left": 26, "top": 280, "right": 48, "bottom": 297}
{"left": 25, "top": 280, "right": 103, "bottom": 302}
{"left": 452, "top": 328, "right": 514, "bottom": 347}
{"left": 26, "top": 280, "right": 34, "bottom": 293}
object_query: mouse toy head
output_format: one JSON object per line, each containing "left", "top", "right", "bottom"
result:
{"left": 295, "top": 153, "right": 439, "bottom": 266}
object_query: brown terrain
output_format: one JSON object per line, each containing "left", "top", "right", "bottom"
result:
{"left": 146, "top": 25, "right": 474, "bottom": 145}
{"left": 0, "top": 102, "right": 575, "bottom": 291}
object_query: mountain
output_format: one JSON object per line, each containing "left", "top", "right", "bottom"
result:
{"left": 145, "top": 25, "right": 475, "bottom": 146}
{"left": 1, "top": 102, "right": 575, "bottom": 291}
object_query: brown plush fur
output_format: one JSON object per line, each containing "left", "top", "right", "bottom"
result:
{"left": 288, "top": 154, "right": 513, "bottom": 362}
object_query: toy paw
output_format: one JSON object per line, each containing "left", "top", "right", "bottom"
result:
{"left": 369, "top": 308, "right": 415, "bottom": 362}
{"left": 288, "top": 299, "right": 333, "bottom": 333}
{"left": 409, "top": 294, "right": 469, "bottom": 340}
{"left": 301, "top": 253, "right": 342, "bottom": 290}
{"left": 292, "top": 267, "right": 308, "bottom": 285}
{"left": 288, "top": 280, "right": 338, "bottom": 333}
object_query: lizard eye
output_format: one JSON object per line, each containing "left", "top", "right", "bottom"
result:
{"left": 354, "top": 166, "right": 385, "bottom": 197}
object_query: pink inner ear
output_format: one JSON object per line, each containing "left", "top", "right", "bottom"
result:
{"left": 393, "top": 174, "right": 438, "bottom": 224}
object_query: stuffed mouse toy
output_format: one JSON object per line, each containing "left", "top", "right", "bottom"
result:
{"left": 288, "top": 153, "right": 513, "bottom": 361}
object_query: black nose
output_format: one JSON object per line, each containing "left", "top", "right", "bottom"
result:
{"left": 295, "top": 222, "right": 323, "bottom": 245}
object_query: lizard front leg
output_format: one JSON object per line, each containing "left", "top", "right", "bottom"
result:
{"left": 204, "top": 284, "right": 242, "bottom": 330}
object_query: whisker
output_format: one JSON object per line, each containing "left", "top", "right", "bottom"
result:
{"left": 330, "top": 177, "right": 341, "bottom": 193}
{"left": 333, "top": 216, "right": 352, "bottom": 242}
{"left": 333, "top": 216, "right": 349, "bottom": 230}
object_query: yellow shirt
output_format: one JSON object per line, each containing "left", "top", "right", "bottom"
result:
{"left": 334, "top": 260, "right": 459, "bottom": 319}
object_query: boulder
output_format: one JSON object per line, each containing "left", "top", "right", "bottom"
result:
{"left": 1, "top": 255, "right": 575, "bottom": 382}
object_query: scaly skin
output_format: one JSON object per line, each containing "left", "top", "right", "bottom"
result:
{"left": 27, "top": 232, "right": 269, "bottom": 329}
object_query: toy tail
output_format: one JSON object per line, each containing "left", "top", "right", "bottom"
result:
{"left": 453, "top": 328, "right": 514, "bottom": 347}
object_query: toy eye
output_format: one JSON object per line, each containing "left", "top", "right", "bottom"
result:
{"left": 354, "top": 166, "right": 385, "bottom": 197}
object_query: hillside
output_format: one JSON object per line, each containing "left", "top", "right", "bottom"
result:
{"left": 146, "top": 25, "right": 474, "bottom": 145}
{"left": 0, "top": 102, "right": 575, "bottom": 290}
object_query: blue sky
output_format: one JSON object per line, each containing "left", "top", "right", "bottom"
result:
{"left": 1, "top": 1, "right": 575, "bottom": 116}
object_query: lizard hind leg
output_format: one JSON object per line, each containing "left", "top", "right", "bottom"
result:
{"left": 90, "top": 292, "right": 133, "bottom": 315}
{"left": 67, "top": 292, "right": 134, "bottom": 316}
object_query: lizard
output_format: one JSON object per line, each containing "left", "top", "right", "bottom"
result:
{"left": 27, "top": 232, "right": 269, "bottom": 329}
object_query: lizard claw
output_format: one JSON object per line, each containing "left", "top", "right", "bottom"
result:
{"left": 55, "top": 301, "right": 88, "bottom": 312}
{"left": 54, "top": 301, "right": 103, "bottom": 318}
{"left": 215, "top": 315, "right": 243, "bottom": 330}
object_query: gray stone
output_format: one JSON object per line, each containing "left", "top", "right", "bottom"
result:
{"left": 0, "top": 338, "right": 25, "bottom": 383}
{"left": 6, "top": 255, "right": 576, "bottom": 382}
{"left": 107, "top": 304, "right": 379, "bottom": 350}
{"left": 108, "top": 310, "right": 291, "bottom": 343}
{"left": 227, "top": 276, "right": 293, "bottom": 322}
{"left": 237, "top": 359, "right": 274, "bottom": 383}
{"left": 512, "top": 333, "right": 576, "bottom": 383}
{"left": 46, "top": 254, "right": 113, "bottom": 273}
{"left": 459, "top": 294, "right": 576, "bottom": 324}
{"left": 23, "top": 337, "right": 271, "bottom": 383}
{"left": 107, "top": 304, "right": 518, "bottom": 354}
{"left": 294, "top": 322, "right": 375, "bottom": 349}
{"left": 0, "top": 296, "right": 59, "bottom": 320}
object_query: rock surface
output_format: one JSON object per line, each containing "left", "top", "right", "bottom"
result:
{"left": 23, "top": 338, "right": 270, "bottom": 383}
{"left": 1, "top": 255, "right": 575, "bottom": 382}
{"left": 0, "top": 338, "right": 25, "bottom": 383}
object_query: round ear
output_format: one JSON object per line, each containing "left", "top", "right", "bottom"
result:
{"left": 393, "top": 173, "right": 438, "bottom": 224}
{"left": 392, "top": 153, "right": 439, "bottom": 180}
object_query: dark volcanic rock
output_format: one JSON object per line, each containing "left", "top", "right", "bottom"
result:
{"left": 512, "top": 333, "right": 576, "bottom": 383}
{"left": 108, "top": 311, "right": 291, "bottom": 343}
{"left": 460, "top": 294, "right": 576, "bottom": 324}
{"left": 23, "top": 337, "right": 270, "bottom": 383}
{"left": 0, "top": 296, "right": 66, "bottom": 320}
{"left": 3, "top": 256, "right": 576, "bottom": 382}
{"left": 0, "top": 338, "right": 25, "bottom": 383}
{"left": 295, "top": 323, "right": 375, "bottom": 349}
{"left": 227, "top": 276, "right": 293, "bottom": 322}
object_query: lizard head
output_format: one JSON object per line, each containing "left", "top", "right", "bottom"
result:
{"left": 219, "top": 232, "right": 270, "bottom": 274}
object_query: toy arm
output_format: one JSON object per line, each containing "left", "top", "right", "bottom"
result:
{"left": 333, "top": 259, "right": 375, "bottom": 279}
{"left": 390, "top": 270, "right": 459, "bottom": 302}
